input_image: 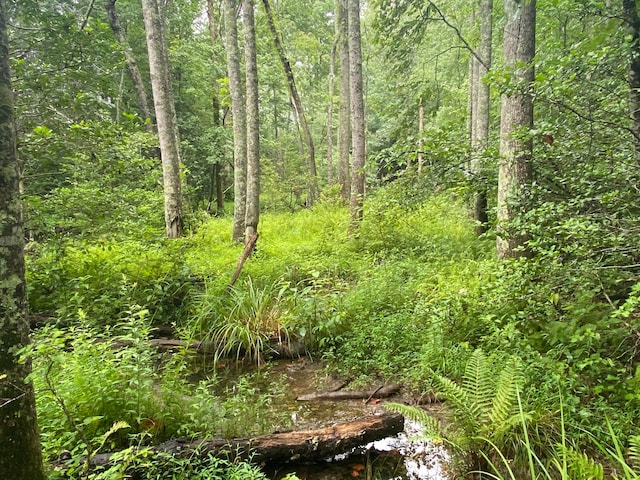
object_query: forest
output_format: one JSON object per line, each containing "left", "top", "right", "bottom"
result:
{"left": 2, "top": 0, "right": 640, "bottom": 478}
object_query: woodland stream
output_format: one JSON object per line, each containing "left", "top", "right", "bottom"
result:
{"left": 205, "top": 359, "right": 451, "bottom": 480}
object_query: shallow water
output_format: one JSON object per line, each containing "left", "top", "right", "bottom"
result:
{"left": 209, "top": 358, "right": 451, "bottom": 480}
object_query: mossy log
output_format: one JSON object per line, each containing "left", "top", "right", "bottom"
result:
{"left": 90, "top": 413, "right": 404, "bottom": 467}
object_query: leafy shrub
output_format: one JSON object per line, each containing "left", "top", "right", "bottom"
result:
{"left": 27, "top": 238, "right": 198, "bottom": 326}
{"left": 23, "top": 312, "right": 289, "bottom": 474}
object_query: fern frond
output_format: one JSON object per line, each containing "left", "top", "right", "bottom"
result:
{"left": 489, "top": 357, "right": 523, "bottom": 429}
{"left": 560, "top": 445, "right": 604, "bottom": 480}
{"left": 629, "top": 435, "right": 640, "bottom": 468}
{"left": 462, "top": 349, "right": 493, "bottom": 425}
{"left": 384, "top": 402, "right": 445, "bottom": 440}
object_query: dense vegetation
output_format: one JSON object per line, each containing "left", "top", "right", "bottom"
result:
{"left": 3, "top": 0, "right": 640, "bottom": 478}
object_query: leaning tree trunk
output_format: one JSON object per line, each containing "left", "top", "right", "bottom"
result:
{"left": 348, "top": 0, "right": 366, "bottom": 229}
{"left": 141, "top": 0, "right": 183, "bottom": 238}
{"left": 105, "top": 0, "right": 153, "bottom": 130}
{"left": 497, "top": 0, "right": 536, "bottom": 259}
{"left": 261, "top": 0, "right": 319, "bottom": 205}
{"left": 336, "top": 0, "right": 351, "bottom": 203}
{"left": 471, "top": 0, "right": 492, "bottom": 235}
{"left": 223, "top": 0, "right": 248, "bottom": 242}
{"left": 623, "top": 0, "right": 640, "bottom": 167}
{"left": 0, "top": 2, "right": 46, "bottom": 477}
{"left": 244, "top": 0, "right": 260, "bottom": 241}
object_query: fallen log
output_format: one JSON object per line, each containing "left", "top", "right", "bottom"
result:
{"left": 90, "top": 413, "right": 403, "bottom": 467}
{"left": 296, "top": 384, "right": 401, "bottom": 402}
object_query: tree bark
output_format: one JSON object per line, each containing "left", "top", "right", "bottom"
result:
{"left": 327, "top": 37, "right": 337, "bottom": 186}
{"left": 337, "top": 0, "right": 351, "bottom": 203}
{"left": 418, "top": 101, "right": 424, "bottom": 174}
{"left": 0, "top": 1, "right": 46, "bottom": 476}
{"left": 471, "top": 0, "right": 492, "bottom": 235}
{"left": 223, "top": 0, "right": 248, "bottom": 242}
{"left": 206, "top": 0, "right": 226, "bottom": 215}
{"left": 141, "top": 0, "right": 183, "bottom": 238}
{"left": 497, "top": 0, "right": 536, "bottom": 259}
{"left": 244, "top": 0, "right": 260, "bottom": 241}
{"left": 90, "top": 413, "right": 404, "bottom": 467}
{"left": 348, "top": 0, "right": 366, "bottom": 228}
{"left": 261, "top": 0, "right": 319, "bottom": 205}
{"left": 105, "top": 0, "right": 154, "bottom": 129}
{"left": 623, "top": 0, "right": 640, "bottom": 167}
{"left": 297, "top": 384, "right": 401, "bottom": 401}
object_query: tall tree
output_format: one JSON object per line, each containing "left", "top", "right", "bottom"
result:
{"left": 336, "top": 0, "right": 351, "bottom": 203}
{"left": 223, "top": 0, "right": 248, "bottom": 242}
{"left": 0, "top": 0, "right": 46, "bottom": 477}
{"left": 623, "top": 0, "right": 640, "bottom": 166}
{"left": 105, "top": 0, "right": 153, "bottom": 129}
{"left": 471, "top": 0, "right": 493, "bottom": 234}
{"left": 244, "top": 0, "right": 260, "bottom": 241}
{"left": 327, "top": 36, "right": 337, "bottom": 186}
{"left": 348, "top": 0, "right": 366, "bottom": 227}
{"left": 206, "top": 0, "right": 226, "bottom": 215}
{"left": 497, "top": 0, "right": 536, "bottom": 259}
{"left": 141, "top": 0, "right": 183, "bottom": 238}
{"left": 261, "top": 0, "right": 319, "bottom": 205}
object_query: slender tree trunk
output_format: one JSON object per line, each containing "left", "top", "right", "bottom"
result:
{"left": 472, "top": 0, "right": 492, "bottom": 235}
{"left": 0, "top": 1, "right": 46, "bottom": 477}
{"left": 223, "top": 0, "right": 247, "bottom": 242}
{"left": 141, "top": 0, "right": 183, "bottom": 238}
{"left": 244, "top": 0, "right": 260, "bottom": 241}
{"left": 327, "top": 38, "right": 337, "bottom": 186}
{"left": 105, "top": 0, "right": 153, "bottom": 129}
{"left": 497, "top": 0, "right": 536, "bottom": 259}
{"left": 261, "top": 0, "right": 319, "bottom": 205}
{"left": 467, "top": 9, "right": 477, "bottom": 146}
{"left": 417, "top": 101, "right": 424, "bottom": 174}
{"left": 623, "top": 0, "right": 640, "bottom": 166}
{"left": 206, "top": 0, "right": 226, "bottom": 215}
{"left": 348, "top": 0, "right": 366, "bottom": 228}
{"left": 337, "top": 0, "right": 351, "bottom": 203}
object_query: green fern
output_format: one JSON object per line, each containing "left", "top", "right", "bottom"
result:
{"left": 462, "top": 349, "right": 493, "bottom": 427}
{"left": 488, "top": 357, "right": 523, "bottom": 432}
{"left": 630, "top": 435, "right": 640, "bottom": 468}
{"left": 385, "top": 402, "right": 446, "bottom": 442}
{"left": 561, "top": 446, "right": 604, "bottom": 480}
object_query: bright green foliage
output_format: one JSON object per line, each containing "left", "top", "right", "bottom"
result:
{"left": 27, "top": 239, "right": 196, "bottom": 326}
{"left": 23, "top": 312, "right": 288, "bottom": 478}
{"left": 193, "top": 278, "right": 292, "bottom": 366}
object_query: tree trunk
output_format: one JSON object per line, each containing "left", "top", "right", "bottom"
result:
{"left": 223, "top": 0, "right": 248, "bottom": 242}
{"left": 472, "top": 0, "right": 492, "bottom": 235}
{"left": 497, "top": 0, "right": 536, "bottom": 259}
{"left": 261, "top": 0, "right": 319, "bottom": 205}
{"left": 206, "top": 0, "right": 226, "bottom": 215}
{"left": 141, "top": 0, "right": 183, "bottom": 238}
{"left": 327, "top": 37, "right": 337, "bottom": 186}
{"left": 417, "top": 101, "right": 424, "bottom": 174}
{"left": 337, "top": 0, "right": 351, "bottom": 203}
{"left": 244, "top": 0, "right": 260, "bottom": 241}
{"left": 105, "top": 0, "right": 153, "bottom": 130}
{"left": 348, "top": 0, "right": 366, "bottom": 228}
{"left": 623, "top": 0, "right": 640, "bottom": 166}
{"left": 0, "top": 1, "right": 46, "bottom": 476}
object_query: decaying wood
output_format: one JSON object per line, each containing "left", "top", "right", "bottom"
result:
{"left": 296, "top": 384, "right": 401, "bottom": 402}
{"left": 90, "top": 413, "right": 404, "bottom": 467}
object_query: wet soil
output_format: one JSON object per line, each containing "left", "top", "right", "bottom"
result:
{"left": 212, "top": 358, "right": 451, "bottom": 480}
